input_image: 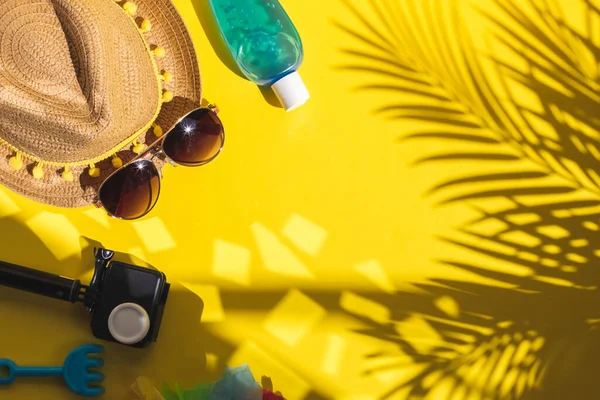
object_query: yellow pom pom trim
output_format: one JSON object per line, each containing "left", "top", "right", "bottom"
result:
{"left": 162, "top": 90, "right": 174, "bottom": 103}
{"left": 123, "top": 1, "right": 137, "bottom": 15}
{"left": 161, "top": 71, "right": 173, "bottom": 83}
{"left": 152, "top": 47, "right": 166, "bottom": 58}
{"left": 32, "top": 164, "right": 44, "bottom": 180}
{"left": 153, "top": 124, "right": 163, "bottom": 137}
{"left": 132, "top": 142, "right": 146, "bottom": 155}
{"left": 88, "top": 164, "right": 101, "bottom": 178}
{"left": 62, "top": 167, "right": 74, "bottom": 182}
{"left": 112, "top": 155, "right": 123, "bottom": 168}
{"left": 140, "top": 19, "right": 152, "bottom": 32}
{"left": 9, "top": 153, "right": 22, "bottom": 171}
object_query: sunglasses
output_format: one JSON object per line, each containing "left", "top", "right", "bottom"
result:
{"left": 95, "top": 106, "right": 224, "bottom": 220}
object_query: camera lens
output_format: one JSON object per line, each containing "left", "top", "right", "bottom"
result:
{"left": 107, "top": 303, "right": 150, "bottom": 345}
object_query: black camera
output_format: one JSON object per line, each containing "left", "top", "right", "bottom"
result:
{"left": 0, "top": 248, "right": 170, "bottom": 348}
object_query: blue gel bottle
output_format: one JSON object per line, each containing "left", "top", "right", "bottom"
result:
{"left": 209, "top": 0, "right": 309, "bottom": 111}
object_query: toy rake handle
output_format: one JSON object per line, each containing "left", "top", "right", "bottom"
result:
{"left": 0, "top": 359, "right": 62, "bottom": 385}
{"left": 12, "top": 366, "right": 63, "bottom": 377}
{"left": 0, "top": 259, "right": 81, "bottom": 303}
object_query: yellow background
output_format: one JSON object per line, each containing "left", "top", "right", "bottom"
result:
{"left": 0, "top": 0, "right": 595, "bottom": 399}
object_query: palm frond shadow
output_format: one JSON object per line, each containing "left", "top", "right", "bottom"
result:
{"left": 337, "top": 0, "right": 600, "bottom": 398}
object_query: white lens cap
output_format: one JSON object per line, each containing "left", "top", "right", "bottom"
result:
{"left": 108, "top": 302, "right": 150, "bottom": 345}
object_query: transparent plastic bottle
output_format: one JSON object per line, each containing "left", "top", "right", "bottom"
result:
{"left": 209, "top": 0, "right": 310, "bottom": 111}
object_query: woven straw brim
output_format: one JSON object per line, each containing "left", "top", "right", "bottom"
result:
{"left": 0, "top": 0, "right": 201, "bottom": 208}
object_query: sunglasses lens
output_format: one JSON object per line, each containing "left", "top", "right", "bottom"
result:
{"left": 162, "top": 108, "right": 224, "bottom": 166}
{"left": 99, "top": 159, "right": 160, "bottom": 220}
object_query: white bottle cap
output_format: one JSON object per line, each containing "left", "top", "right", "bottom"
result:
{"left": 271, "top": 72, "right": 310, "bottom": 112}
{"left": 108, "top": 302, "right": 150, "bottom": 345}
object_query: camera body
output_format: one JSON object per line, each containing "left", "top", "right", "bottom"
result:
{"left": 88, "top": 251, "right": 170, "bottom": 347}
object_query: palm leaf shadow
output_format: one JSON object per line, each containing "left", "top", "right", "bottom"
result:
{"left": 336, "top": 0, "right": 600, "bottom": 398}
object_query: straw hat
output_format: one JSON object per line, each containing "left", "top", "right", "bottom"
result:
{"left": 0, "top": 0, "right": 201, "bottom": 207}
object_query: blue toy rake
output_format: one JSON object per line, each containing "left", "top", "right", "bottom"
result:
{"left": 0, "top": 344, "right": 104, "bottom": 397}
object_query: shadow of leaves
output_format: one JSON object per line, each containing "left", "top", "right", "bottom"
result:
{"left": 336, "top": 0, "right": 600, "bottom": 398}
